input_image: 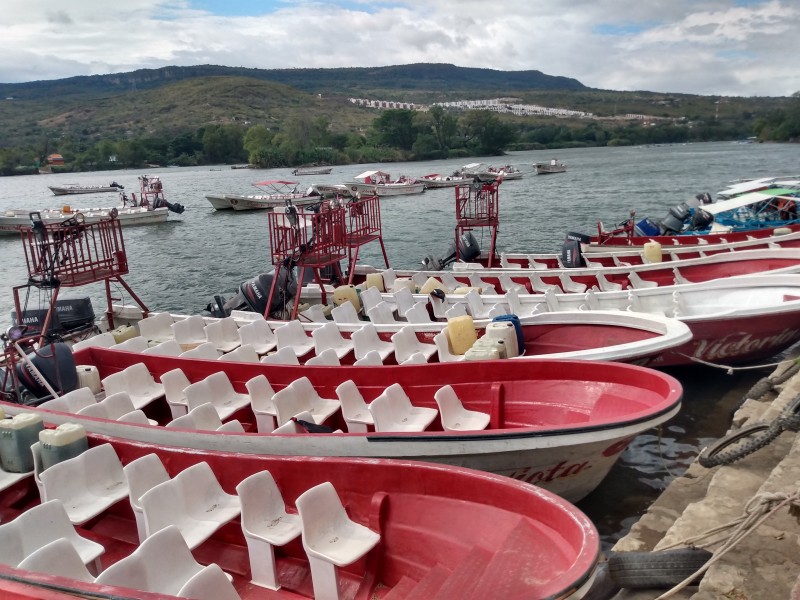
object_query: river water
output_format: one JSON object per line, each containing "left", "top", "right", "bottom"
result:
{"left": 0, "top": 141, "right": 796, "bottom": 548}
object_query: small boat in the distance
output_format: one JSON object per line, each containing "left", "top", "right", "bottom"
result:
{"left": 47, "top": 182, "right": 124, "bottom": 195}
{"left": 291, "top": 165, "right": 333, "bottom": 176}
{"left": 348, "top": 171, "right": 425, "bottom": 196}
{"left": 535, "top": 159, "right": 567, "bottom": 174}
{"left": 205, "top": 181, "right": 321, "bottom": 211}
{"left": 420, "top": 173, "right": 472, "bottom": 188}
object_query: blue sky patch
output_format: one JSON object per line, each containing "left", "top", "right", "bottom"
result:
{"left": 593, "top": 21, "right": 658, "bottom": 36}
{"left": 188, "top": 1, "right": 392, "bottom": 17}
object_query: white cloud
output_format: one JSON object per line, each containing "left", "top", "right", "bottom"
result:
{"left": 0, "top": 0, "right": 797, "bottom": 96}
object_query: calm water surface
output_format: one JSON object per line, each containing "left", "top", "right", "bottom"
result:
{"left": 0, "top": 142, "right": 795, "bottom": 547}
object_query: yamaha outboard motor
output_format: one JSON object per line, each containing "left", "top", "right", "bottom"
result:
{"left": 421, "top": 231, "right": 481, "bottom": 271}
{"left": 561, "top": 232, "right": 590, "bottom": 268}
{"left": 689, "top": 208, "right": 714, "bottom": 230}
{"left": 206, "top": 268, "right": 299, "bottom": 318}
{"left": 660, "top": 202, "right": 691, "bottom": 234}
{"left": 14, "top": 342, "right": 78, "bottom": 402}
{"left": 151, "top": 197, "right": 185, "bottom": 214}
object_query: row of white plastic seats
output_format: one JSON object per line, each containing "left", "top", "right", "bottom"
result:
{"left": 126, "top": 453, "right": 378, "bottom": 597}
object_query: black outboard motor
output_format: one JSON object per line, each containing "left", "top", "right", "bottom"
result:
{"left": 14, "top": 342, "right": 78, "bottom": 402}
{"left": 660, "top": 202, "right": 691, "bottom": 234}
{"left": 561, "top": 232, "right": 590, "bottom": 268}
{"left": 689, "top": 208, "right": 714, "bottom": 230}
{"left": 206, "top": 268, "right": 299, "bottom": 318}
{"left": 421, "top": 232, "right": 481, "bottom": 271}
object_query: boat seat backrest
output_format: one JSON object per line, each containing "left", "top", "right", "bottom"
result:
{"left": 295, "top": 482, "right": 380, "bottom": 589}
{"left": 544, "top": 287, "right": 561, "bottom": 312}
{"left": 287, "top": 377, "right": 340, "bottom": 422}
{"left": 39, "top": 443, "right": 129, "bottom": 525}
{"left": 119, "top": 363, "right": 165, "bottom": 410}
{"left": 581, "top": 289, "right": 602, "bottom": 310}
{"left": 468, "top": 274, "right": 496, "bottom": 294}
{"left": 218, "top": 344, "right": 260, "bottom": 363}
{"left": 185, "top": 372, "right": 250, "bottom": 421}
{"left": 204, "top": 318, "right": 241, "bottom": 353}
{"left": 381, "top": 268, "right": 397, "bottom": 291}
{"left": 529, "top": 273, "right": 557, "bottom": 293}
{"left": 117, "top": 410, "right": 152, "bottom": 425}
{"left": 434, "top": 385, "right": 490, "bottom": 432}
{"left": 353, "top": 350, "right": 383, "bottom": 366}
{"left": 628, "top": 271, "right": 658, "bottom": 290}
{"left": 444, "top": 302, "right": 468, "bottom": 320}
{"left": 177, "top": 563, "right": 241, "bottom": 600}
{"left": 335, "top": 380, "right": 374, "bottom": 432}
{"left": 368, "top": 384, "right": 437, "bottom": 432}
{"left": 411, "top": 272, "right": 427, "bottom": 288}
{"left": 17, "top": 537, "right": 95, "bottom": 582}
{"left": 171, "top": 315, "right": 207, "bottom": 346}
{"left": 393, "top": 286, "right": 416, "bottom": 317}
{"left": 141, "top": 339, "right": 183, "bottom": 356}
{"left": 260, "top": 347, "right": 301, "bottom": 365}
{"left": 439, "top": 273, "right": 460, "bottom": 291}
{"left": 77, "top": 391, "right": 135, "bottom": 421}
{"left": 179, "top": 341, "right": 222, "bottom": 359}
{"left": 559, "top": 273, "right": 587, "bottom": 293}
{"left": 275, "top": 320, "right": 314, "bottom": 357}
{"left": 404, "top": 301, "right": 432, "bottom": 323}
{"left": 159, "top": 368, "right": 191, "bottom": 418}
{"left": 390, "top": 327, "right": 436, "bottom": 364}
{"left": 237, "top": 319, "right": 277, "bottom": 355}
{"left": 123, "top": 453, "right": 170, "bottom": 542}
{"left": 434, "top": 330, "right": 464, "bottom": 363}
{"left": 167, "top": 403, "right": 224, "bottom": 431}
{"left": 137, "top": 312, "right": 175, "bottom": 343}
{"left": 95, "top": 525, "right": 208, "bottom": 595}
{"left": 272, "top": 410, "right": 314, "bottom": 434}
{"left": 29, "top": 442, "right": 45, "bottom": 501}
{"left": 245, "top": 375, "right": 277, "bottom": 432}
{"left": 72, "top": 332, "right": 116, "bottom": 352}
{"left": 596, "top": 273, "right": 623, "bottom": 292}
{"left": 38, "top": 387, "right": 96, "bottom": 414}
{"left": 366, "top": 301, "right": 398, "bottom": 324}
{"left": 305, "top": 348, "right": 342, "bottom": 366}
{"left": 500, "top": 253, "right": 522, "bottom": 269}
{"left": 332, "top": 301, "right": 361, "bottom": 325}
{"left": 113, "top": 336, "right": 150, "bottom": 353}
{"left": 237, "top": 470, "right": 301, "bottom": 545}
{"left": 358, "top": 286, "right": 383, "bottom": 314}
{"left": 311, "top": 321, "right": 354, "bottom": 358}
{"left": 139, "top": 462, "right": 240, "bottom": 549}
{"left": 351, "top": 323, "right": 393, "bottom": 362}
{"left": 299, "top": 304, "right": 329, "bottom": 323}
{"left": 498, "top": 273, "right": 525, "bottom": 294}
{"left": 526, "top": 255, "right": 548, "bottom": 270}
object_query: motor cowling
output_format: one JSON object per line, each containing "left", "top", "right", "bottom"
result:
{"left": 561, "top": 232, "right": 590, "bottom": 268}
{"left": 15, "top": 342, "right": 78, "bottom": 401}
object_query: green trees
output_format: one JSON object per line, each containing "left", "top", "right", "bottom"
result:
{"left": 755, "top": 92, "right": 800, "bottom": 142}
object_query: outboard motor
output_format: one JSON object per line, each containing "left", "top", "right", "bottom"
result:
{"left": 14, "top": 342, "right": 78, "bottom": 402}
{"left": 689, "top": 208, "right": 714, "bottom": 230}
{"left": 660, "top": 202, "right": 691, "bottom": 234}
{"left": 421, "top": 232, "right": 481, "bottom": 271}
{"left": 561, "top": 232, "right": 590, "bottom": 268}
{"left": 206, "top": 268, "right": 299, "bottom": 318}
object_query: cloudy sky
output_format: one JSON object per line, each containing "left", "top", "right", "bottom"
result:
{"left": 1, "top": 0, "right": 798, "bottom": 97}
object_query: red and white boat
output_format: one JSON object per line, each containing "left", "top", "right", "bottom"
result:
{"left": 348, "top": 171, "right": 425, "bottom": 197}
{"left": 2, "top": 352, "right": 683, "bottom": 503}
{"left": 205, "top": 180, "right": 319, "bottom": 211}
{"left": 0, "top": 430, "right": 600, "bottom": 599}
{"left": 419, "top": 173, "right": 472, "bottom": 188}
{"left": 419, "top": 273, "right": 800, "bottom": 367}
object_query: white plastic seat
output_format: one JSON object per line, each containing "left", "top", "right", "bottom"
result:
{"left": 139, "top": 461, "right": 240, "bottom": 548}
{"left": 137, "top": 312, "right": 175, "bottom": 343}
{"left": 178, "top": 563, "right": 241, "bottom": 600}
{"left": 381, "top": 267, "right": 397, "bottom": 291}
{"left": 0, "top": 500, "right": 105, "bottom": 573}
{"left": 504, "top": 288, "right": 542, "bottom": 318}
{"left": 39, "top": 443, "right": 129, "bottom": 525}
{"left": 30, "top": 442, "right": 45, "bottom": 501}
{"left": 311, "top": 322, "right": 354, "bottom": 359}
{"left": 612, "top": 254, "right": 631, "bottom": 267}
{"left": 335, "top": 380, "right": 374, "bottom": 432}
{"left": 272, "top": 410, "right": 315, "bottom": 434}
{"left": 392, "top": 286, "right": 416, "bottom": 318}
{"left": 167, "top": 402, "right": 227, "bottom": 431}
{"left": 464, "top": 289, "right": 497, "bottom": 320}
{"left": 331, "top": 301, "right": 361, "bottom": 324}
{"left": 433, "top": 330, "right": 465, "bottom": 363}
{"left": 296, "top": 481, "right": 380, "bottom": 600}
{"left": 358, "top": 285, "right": 384, "bottom": 315}
{"left": 245, "top": 375, "right": 278, "bottom": 433}
{"left": 204, "top": 317, "right": 241, "bottom": 353}
{"left": 218, "top": 344, "right": 260, "bottom": 363}
{"left": 366, "top": 301, "right": 399, "bottom": 324}
{"left": 580, "top": 288, "right": 603, "bottom": 310}
{"left": 559, "top": 273, "right": 587, "bottom": 293}
{"left": 236, "top": 470, "right": 302, "bottom": 590}
{"left": 273, "top": 377, "right": 340, "bottom": 426}
{"left": 498, "top": 273, "right": 526, "bottom": 293}
{"left": 673, "top": 267, "right": 691, "bottom": 285}
{"left": 401, "top": 352, "right": 428, "bottom": 364}
{"left": 275, "top": 320, "right": 315, "bottom": 359}
{"left": 526, "top": 255, "right": 548, "bottom": 270}
{"left": 217, "top": 419, "right": 245, "bottom": 432}
{"left": 72, "top": 332, "right": 116, "bottom": 352}
{"left": 404, "top": 301, "right": 432, "bottom": 323}
{"left": 306, "top": 348, "right": 342, "bottom": 366}
{"left": 160, "top": 368, "right": 191, "bottom": 418}
{"left": 351, "top": 323, "right": 394, "bottom": 362}
{"left": 78, "top": 391, "right": 158, "bottom": 426}
{"left": 0, "top": 464, "right": 32, "bottom": 494}
{"left": 544, "top": 287, "right": 562, "bottom": 311}
{"left": 260, "top": 347, "right": 301, "bottom": 365}
{"left": 500, "top": 253, "right": 523, "bottom": 269}
{"left": 96, "top": 525, "right": 214, "bottom": 596}
{"left": 17, "top": 537, "right": 95, "bottom": 582}
{"left": 184, "top": 371, "right": 251, "bottom": 421}
{"left": 141, "top": 339, "right": 182, "bottom": 356}
{"left": 237, "top": 319, "right": 277, "bottom": 355}
{"left": 113, "top": 336, "right": 150, "bottom": 353}
{"left": 299, "top": 304, "right": 329, "bottom": 323}
{"left": 101, "top": 362, "right": 165, "bottom": 410}
{"left": 467, "top": 274, "right": 496, "bottom": 294}
{"left": 123, "top": 453, "right": 171, "bottom": 543}
{"left": 368, "top": 383, "right": 438, "bottom": 432}
{"left": 117, "top": 410, "right": 152, "bottom": 424}
{"left": 443, "top": 303, "right": 468, "bottom": 319}
{"left": 529, "top": 272, "right": 558, "bottom": 293}
{"left": 434, "top": 385, "right": 490, "bottom": 431}
{"left": 180, "top": 341, "right": 222, "bottom": 359}
{"left": 171, "top": 315, "right": 207, "bottom": 349}
{"left": 628, "top": 271, "right": 658, "bottom": 289}
{"left": 439, "top": 272, "right": 460, "bottom": 291}
{"left": 38, "top": 387, "right": 96, "bottom": 414}
{"left": 595, "top": 273, "right": 623, "bottom": 292}
{"left": 353, "top": 350, "right": 383, "bottom": 366}
{"left": 390, "top": 327, "right": 437, "bottom": 364}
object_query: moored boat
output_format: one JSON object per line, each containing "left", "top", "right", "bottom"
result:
{"left": 205, "top": 181, "right": 319, "bottom": 211}
{"left": 2, "top": 350, "right": 683, "bottom": 503}
{"left": 291, "top": 165, "right": 333, "bottom": 176}
{"left": 47, "top": 182, "right": 124, "bottom": 195}
{"left": 419, "top": 173, "right": 472, "bottom": 188}
{"left": 348, "top": 171, "right": 425, "bottom": 196}
{"left": 0, "top": 427, "right": 600, "bottom": 599}
{"left": 536, "top": 160, "right": 567, "bottom": 174}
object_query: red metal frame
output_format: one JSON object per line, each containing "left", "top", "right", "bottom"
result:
{"left": 455, "top": 180, "right": 500, "bottom": 267}
{"left": 266, "top": 205, "right": 348, "bottom": 319}
{"left": 344, "top": 195, "right": 389, "bottom": 283}
{"left": 14, "top": 217, "right": 148, "bottom": 341}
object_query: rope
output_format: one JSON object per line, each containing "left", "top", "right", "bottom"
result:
{"left": 653, "top": 488, "right": 800, "bottom": 599}
{"left": 677, "top": 353, "right": 798, "bottom": 374}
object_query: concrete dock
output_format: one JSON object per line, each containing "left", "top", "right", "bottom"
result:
{"left": 603, "top": 357, "right": 800, "bottom": 599}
